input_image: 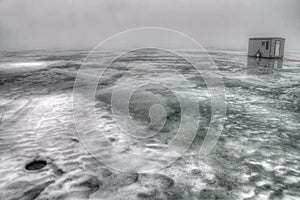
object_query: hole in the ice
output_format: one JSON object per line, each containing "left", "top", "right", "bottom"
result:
{"left": 25, "top": 160, "right": 47, "bottom": 171}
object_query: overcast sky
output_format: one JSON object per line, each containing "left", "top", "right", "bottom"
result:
{"left": 0, "top": 0, "right": 299, "bottom": 51}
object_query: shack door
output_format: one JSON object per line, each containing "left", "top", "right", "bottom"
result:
{"left": 275, "top": 40, "right": 281, "bottom": 57}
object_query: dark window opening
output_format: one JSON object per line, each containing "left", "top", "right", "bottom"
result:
{"left": 262, "top": 41, "right": 265, "bottom": 46}
{"left": 266, "top": 41, "right": 269, "bottom": 50}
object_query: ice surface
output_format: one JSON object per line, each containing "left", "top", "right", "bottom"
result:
{"left": 0, "top": 49, "right": 299, "bottom": 199}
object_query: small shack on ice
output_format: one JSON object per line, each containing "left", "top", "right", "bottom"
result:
{"left": 248, "top": 37, "right": 285, "bottom": 58}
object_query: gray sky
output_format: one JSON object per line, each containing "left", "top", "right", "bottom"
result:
{"left": 0, "top": 0, "right": 299, "bottom": 51}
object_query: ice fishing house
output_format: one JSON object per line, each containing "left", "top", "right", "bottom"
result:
{"left": 248, "top": 37, "right": 285, "bottom": 58}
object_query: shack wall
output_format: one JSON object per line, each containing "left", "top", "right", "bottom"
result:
{"left": 248, "top": 39, "right": 271, "bottom": 58}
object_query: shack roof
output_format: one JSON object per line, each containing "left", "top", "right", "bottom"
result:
{"left": 249, "top": 37, "right": 285, "bottom": 40}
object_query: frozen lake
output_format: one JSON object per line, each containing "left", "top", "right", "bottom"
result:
{"left": 0, "top": 49, "right": 299, "bottom": 199}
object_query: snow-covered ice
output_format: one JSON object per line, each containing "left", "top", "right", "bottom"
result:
{"left": 0, "top": 49, "right": 299, "bottom": 199}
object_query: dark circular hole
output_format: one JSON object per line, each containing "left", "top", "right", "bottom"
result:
{"left": 25, "top": 160, "right": 47, "bottom": 171}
